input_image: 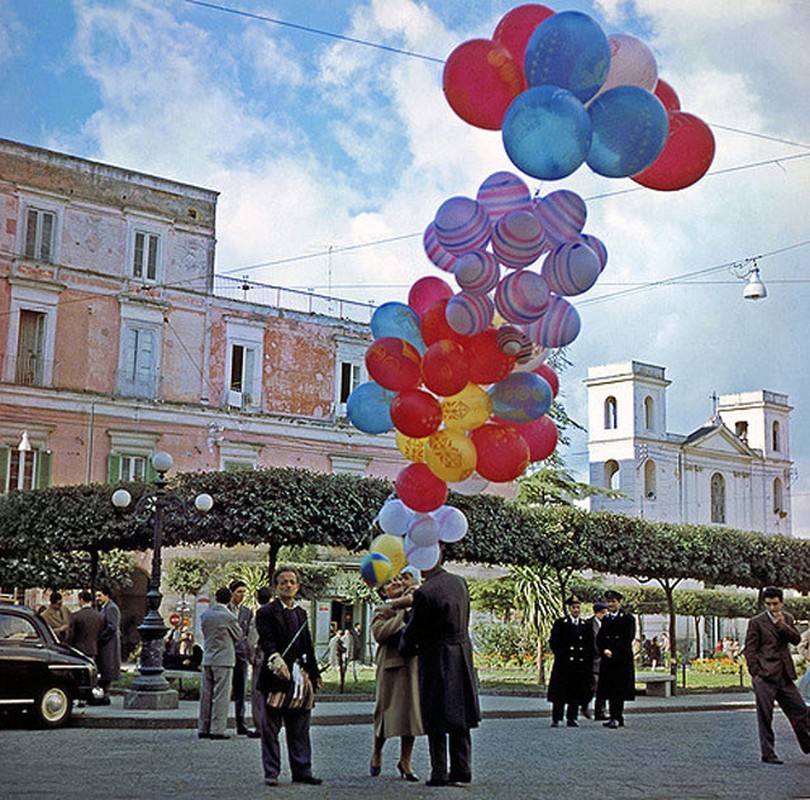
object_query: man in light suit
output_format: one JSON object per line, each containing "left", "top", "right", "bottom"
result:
{"left": 743, "top": 586, "right": 810, "bottom": 764}
{"left": 198, "top": 586, "right": 243, "bottom": 740}
{"left": 228, "top": 579, "right": 258, "bottom": 737}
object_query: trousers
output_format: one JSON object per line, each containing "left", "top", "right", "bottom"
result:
{"left": 428, "top": 730, "right": 472, "bottom": 783}
{"left": 198, "top": 665, "right": 234, "bottom": 737}
{"left": 259, "top": 700, "right": 314, "bottom": 781}
{"left": 752, "top": 674, "right": 810, "bottom": 759}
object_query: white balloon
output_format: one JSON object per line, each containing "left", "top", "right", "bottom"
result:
{"left": 404, "top": 540, "right": 441, "bottom": 571}
{"left": 378, "top": 499, "right": 413, "bottom": 537}
{"left": 408, "top": 514, "right": 441, "bottom": 547}
{"left": 449, "top": 474, "right": 489, "bottom": 496}
{"left": 513, "top": 344, "right": 549, "bottom": 372}
{"left": 435, "top": 506, "right": 469, "bottom": 543}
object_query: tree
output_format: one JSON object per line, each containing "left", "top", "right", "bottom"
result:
{"left": 510, "top": 564, "right": 559, "bottom": 687}
{"left": 469, "top": 576, "right": 517, "bottom": 621}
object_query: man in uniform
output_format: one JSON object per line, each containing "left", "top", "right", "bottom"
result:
{"left": 581, "top": 601, "right": 608, "bottom": 720}
{"left": 596, "top": 589, "right": 636, "bottom": 729}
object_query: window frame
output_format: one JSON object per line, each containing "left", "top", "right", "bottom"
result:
{"left": 131, "top": 229, "right": 161, "bottom": 282}
{"left": 224, "top": 319, "right": 264, "bottom": 411}
{"left": 710, "top": 472, "right": 726, "bottom": 524}
{"left": 604, "top": 396, "right": 618, "bottom": 430}
{"left": 4, "top": 281, "right": 61, "bottom": 387}
{"left": 23, "top": 206, "right": 57, "bottom": 263}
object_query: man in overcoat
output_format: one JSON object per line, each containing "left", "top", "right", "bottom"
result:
{"left": 228, "top": 579, "right": 258, "bottom": 737}
{"left": 68, "top": 590, "right": 104, "bottom": 659}
{"left": 596, "top": 589, "right": 636, "bottom": 728}
{"left": 743, "top": 585, "right": 810, "bottom": 764}
{"left": 95, "top": 586, "right": 121, "bottom": 704}
{"left": 256, "top": 566, "right": 322, "bottom": 786}
{"left": 547, "top": 596, "right": 594, "bottom": 727}
{"left": 400, "top": 553, "right": 481, "bottom": 787}
{"left": 581, "top": 601, "right": 608, "bottom": 720}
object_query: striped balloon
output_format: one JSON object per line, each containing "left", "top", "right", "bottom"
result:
{"left": 578, "top": 233, "right": 608, "bottom": 272}
{"left": 423, "top": 222, "right": 458, "bottom": 273}
{"left": 496, "top": 324, "right": 534, "bottom": 362}
{"left": 533, "top": 190, "right": 587, "bottom": 245}
{"left": 524, "top": 294, "right": 581, "bottom": 348}
{"left": 434, "top": 196, "right": 492, "bottom": 255}
{"left": 495, "top": 270, "right": 550, "bottom": 324}
{"left": 476, "top": 172, "right": 533, "bottom": 223}
{"left": 454, "top": 250, "right": 500, "bottom": 294}
{"left": 445, "top": 292, "right": 494, "bottom": 336}
{"left": 492, "top": 210, "right": 546, "bottom": 269}
{"left": 542, "top": 241, "right": 600, "bottom": 296}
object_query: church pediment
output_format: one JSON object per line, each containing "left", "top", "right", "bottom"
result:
{"left": 681, "top": 422, "right": 758, "bottom": 458}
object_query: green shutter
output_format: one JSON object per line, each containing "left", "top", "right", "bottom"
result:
{"left": 37, "top": 450, "right": 52, "bottom": 489}
{"left": 107, "top": 454, "right": 121, "bottom": 483}
{"left": 145, "top": 457, "right": 157, "bottom": 482}
{"left": 0, "top": 447, "right": 8, "bottom": 492}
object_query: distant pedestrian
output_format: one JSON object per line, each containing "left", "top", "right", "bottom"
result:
{"left": 743, "top": 586, "right": 810, "bottom": 764}
{"left": 649, "top": 636, "right": 662, "bottom": 669}
{"left": 95, "top": 586, "right": 121, "bottom": 704}
{"left": 40, "top": 591, "right": 71, "bottom": 643}
{"left": 249, "top": 586, "right": 273, "bottom": 731}
{"left": 228, "top": 579, "right": 258, "bottom": 737}
{"left": 596, "top": 589, "right": 636, "bottom": 729}
{"left": 67, "top": 590, "right": 104, "bottom": 659}
{"left": 329, "top": 627, "right": 346, "bottom": 677}
{"left": 581, "top": 601, "right": 608, "bottom": 720}
{"left": 351, "top": 621, "right": 363, "bottom": 676}
{"left": 198, "top": 586, "right": 242, "bottom": 740}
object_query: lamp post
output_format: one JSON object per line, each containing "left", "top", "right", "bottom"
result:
{"left": 17, "top": 430, "right": 32, "bottom": 491}
{"left": 112, "top": 451, "right": 213, "bottom": 710}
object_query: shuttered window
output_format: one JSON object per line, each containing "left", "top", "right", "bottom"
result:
{"left": 24, "top": 208, "right": 55, "bottom": 262}
{"left": 133, "top": 231, "right": 159, "bottom": 281}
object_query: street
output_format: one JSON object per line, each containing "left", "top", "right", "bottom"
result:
{"left": 1, "top": 709, "right": 809, "bottom": 799}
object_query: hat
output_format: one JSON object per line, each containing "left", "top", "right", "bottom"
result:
{"left": 604, "top": 590, "right": 624, "bottom": 601}
{"left": 399, "top": 564, "right": 421, "bottom": 582}
{"left": 565, "top": 595, "right": 581, "bottom": 606}
{"left": 593, "top": 602, "right": 608, "bottom": 612}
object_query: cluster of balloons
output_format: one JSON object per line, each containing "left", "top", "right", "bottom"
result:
{"left": 443, "top": 4, "right": 714, "bottom": 190}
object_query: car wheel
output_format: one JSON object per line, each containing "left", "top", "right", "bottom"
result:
{"left": 35, "top": 684, "right": 73, "bottom": 728}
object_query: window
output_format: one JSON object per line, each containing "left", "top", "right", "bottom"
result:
{"left": 0, "top": 446, "right": 51, "bottom": 493}
{"left": 106, "top": 431, "right": 160, "bottom": 483}
{"left": 604, "top": 396, "right": 618, "bottom": 430}
{"left": 24, "top": 207, "right": 56, "bottom": 262}
{"left": 121, "top": 455, "right": 147, "bottom": 482}
{"left": 644, "top": 459, "right": 656, "bottom": 499}
{"left": 339, "top": 362, "right": 361, "bottom": 405}
{"left": 132, "top": 231, "right": 159, "bottom": 281}
{"left": 773, "top": 477, "right": 784, "bottom": 515}
{"left": 15, "top": 310, "right": 46, "bottom": 386}
{"left": 228, "top": 343, "right": 259, "bottom": 408}
{"left": 0, "top": 614, "right": 38, "bottom": 641}
{"left": 644, "top": 396, "right": 654, "bottom": 430}
{"left": 735, "top": 421, "right": 748, "bottom": 442}
{"left": 604, "top": 460, "right": 619, "bottom": 490}
{"left": 710, "top": 472, "right": 726, "bottom": 524}
{"left": 334, "top": 336, "right": 367, "bottom": 416}
{"left": 120, "top": 325, "right": 159, "bottom": 398}
{"left": 772, "top": 421, "right": 781, "bottom": 452}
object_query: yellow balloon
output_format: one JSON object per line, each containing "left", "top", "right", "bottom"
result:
{"left": 426, "top": 428, "right": 477, "bottom": 483}
{"left": 396, "top": 431, "right": 428, "bottom": 463}
{"left": 441, "top": 383, "right": 492, "bottom": 431}
{"left": 492, "top": 311, "right": 508, "bottom": 328}
{"left": 370, "top": 534, "right": 407, "bottom": 575}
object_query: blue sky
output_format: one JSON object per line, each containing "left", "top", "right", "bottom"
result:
{"left": 3, "top": 0, "right": 810, "bottom": 532}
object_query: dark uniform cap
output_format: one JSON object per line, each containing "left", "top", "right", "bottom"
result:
{"left": 604, "top": 590, "right": 624, "bottom": 601}
{"left": 565, "top": 596, "right": 581, "bottom": 606}
{"left": 593, "top": 602, "right": 608, "bottom": 612}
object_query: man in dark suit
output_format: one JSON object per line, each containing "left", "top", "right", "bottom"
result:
{"left": 400, "top": 551, "right": 480, "bottom": 786}
{"left": 743, "top": 585, "right": 810, "bottom": 764}
{"left": 581, "top": 601, "right": 608, "bottom": 720}
{"left": 596, "top": 589, "right": 636, "bottom": 728}
{"left": 256, "top": 566, "right": 322, "bottom": 787}
{"left": 67, "top": 590, "right": 104, "bottom": 658}
{"left": 228, "top": 579, "right": 258, "bottom": 737}
{"left": 95, "top": 585, "right": 121, "bottom": 704}
{"left": 547, "top": 596, "right": 594, "bottom": 727}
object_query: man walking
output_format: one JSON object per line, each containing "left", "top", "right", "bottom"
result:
{"left": 68, "top": 590, "right": 104, "bottom": 659}
{"left": 596, "top": 589, "right": 636, "bottom": 729}
{"left": 547, "top": 596, "right": 594, "bottom": 728}
{"left": 95, "top": 586, "right": 121, "bottom": 704}
{"left": 198, "top": 586, "right": 243, "bottom": 740}
{"left": 743, "top": 586, "right": 810, "bottom": 764}
{"left": 400, "top": 551, "right": 480, "bottom": 786}
{"left": 228, "top": 579, "right": 258, "bottom": 737}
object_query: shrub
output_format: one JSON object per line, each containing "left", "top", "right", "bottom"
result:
{"left": 472, "top": 621, "right": 536, "bottom": 667}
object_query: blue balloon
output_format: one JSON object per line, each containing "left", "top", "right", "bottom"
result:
{"left": 586, "top": 86, "right": 669, "bottom": 178}
{"left": 371, "top": 302, "right": 425, "bottom": 353}
{"left": 502, "top": 87, "right": 592, "bottom": 181}
{"left": 347, "top": 381, "right": 395, "bottom": 434}
{"left": 488, "top": 372, "right": 552, "bottom": 424}
{"left": 524, "top": 11, "right": 610, "bottom": 103}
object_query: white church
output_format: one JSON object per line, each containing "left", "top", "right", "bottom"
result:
{"left": 583, "top": 361, "right": 793, "bottom": 537}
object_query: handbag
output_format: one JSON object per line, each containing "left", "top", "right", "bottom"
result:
{"left": 266, "top": 620, "right": 315, "bottom": 712}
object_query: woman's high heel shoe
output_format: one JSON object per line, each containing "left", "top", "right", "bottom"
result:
{"left": 369, "top": 763, "right": 381, "bottom": 777}
{"left": 397, "top": 762, "right": 419, "bottom": 782}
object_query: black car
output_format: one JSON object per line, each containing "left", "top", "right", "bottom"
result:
{"left": 0, "top": 602, "right": 100, "bottom": 727}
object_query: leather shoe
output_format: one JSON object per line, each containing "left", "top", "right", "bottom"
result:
{"left": 197, "top": 733, "right": 210, "bottom": 739}
{"left": 603, "top": 719, "right": 619, "bottom": 729}
{"left": 264, "top": 778, "right": 279, "bottom": 786}
{"left": 208, "top": 734, "right": 230, "bottom": 740}
{"left": 580, "top": 708, "right": 591, "bottom": 719}
{"left": 567, "top": 720, "right": 579, "bottom": 728}
{"left": 426, "top": 778, "right": 450, "bottom": 787}
{"left": 550, "top": 721, "right": 560, "bottom": 728}
{"left": 293, "top": 776, "right": 322, "bottom": 785}
{"left": 448, "top": 773, "right": 471, "bottom": 784}
{"left": 761, "top": 755, "right": 783, "bottom": 764}
{"left": 238, "top": 729, "right": 261, "bottom": 738}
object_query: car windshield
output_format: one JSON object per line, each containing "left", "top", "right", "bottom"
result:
{"left": 0, "top": 608, "right": 55, "bottom": 644}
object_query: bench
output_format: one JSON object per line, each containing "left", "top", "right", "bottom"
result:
{"left": 162, "top": 669, "right": 201, "bottom": 690}
{"left": 637, "top": 672, "right": 676, "bottom": 697}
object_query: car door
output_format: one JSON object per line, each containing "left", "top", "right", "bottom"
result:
{"left": 0, "top": 610, "right": 50, "bottom": 701}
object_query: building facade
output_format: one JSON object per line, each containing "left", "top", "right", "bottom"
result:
{"left": 584, "top": 361, "right": 793, "bottom": 536}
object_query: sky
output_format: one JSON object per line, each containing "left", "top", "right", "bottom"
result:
{"left": 3, "top": 0, "right": 809, "bottom": 533}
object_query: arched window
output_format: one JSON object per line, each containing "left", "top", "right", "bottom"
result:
{"left": 604, "top": 396, "right": 617, "bottom": 430}
{"left": 772, "top": 421, "right": 781, "bottom": 452}
{"left": 604, "top": 460, "right": 619, "bottom": 490}
{"left": 710, "top": 472, "right": 726, "bottom": 524}
{"left": 644, "top": 459, "right": 656, "bottom": 499}
{"left": 644, "top": 396, "right": 654, "bottom": 430}
{"left": 735, "top": 420, "right": 748, "bottom": 443}
{"left": 773, "top": 477, "right": 784, "bottom": 515}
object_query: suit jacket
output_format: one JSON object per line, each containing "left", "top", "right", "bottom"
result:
{"left": 596, "top": 609, "right": 636, "bottom": 701}
{"left": 68, "top": 606, "right": 104, "bottom": 658}
{"left": 547, "top": 615, "right": 595, "bottom": 704}
{"left": 228, "top": 603, "right": 254, "bottom": 664}
{"left": 256, "top": 599, "right": 319, "bottom": 695}
{"left": 200, "top": 603, "right": 242, "bottom": 668}
{"left": 743, "top": 610, "right": 801, "bottom": 682}
{"left": 97, "top": 599, "right": 122, "bottom": 681}
{"left": 400, "top": 567, "right": 480, "bottom": 735}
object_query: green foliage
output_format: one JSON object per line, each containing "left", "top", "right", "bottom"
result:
{"left": 165, "top": 556, "right": 211, "bottom": 597}
{"left": 472, "top": 621, "right": 536, "bottom": 667}
{"left": 208, "top": 560, "right": 337, "bottom": 606}
{"left": 515, "top": 467, "right": 623, "bottom": 507}
{"left": 469, "top": 576, "right": 517, "bottom": 620}
{"left": 327, "top": 569, "right": 380, "bottom": 605}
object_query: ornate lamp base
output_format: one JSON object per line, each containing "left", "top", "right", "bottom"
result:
{"left": 123, "top": 688, "right": 179, "bottom": 710}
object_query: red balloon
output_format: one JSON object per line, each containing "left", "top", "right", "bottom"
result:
{"left": 365, "top": 337, "right": 422, "bottom": 392}
{"left": 396, "top": 463, "right": 448, "bottom": 513}
{"left": 632, "top": 112, "right": 715, "bottom": 191}
{"left": 408, "top": 276, "right": 454, "bottom": 319}
{"left": 493, "top": 4, "right": 555, "bottom": 71}
{"left": 470, "top": 423, "right": 530, "bottom": 483}
{"left": 654, "top": 79, "right": 680, "bottom": 112}
{"left": 533, "top": 364, "right": 559, "bottom": 397}
{"left": 421, "top": 298, "right": 466, "bottom": 346}
{"left": 443, "top": 39, "right": 524, "bottom": 130}
{"left": 422, "top": 340, "right": 471, "bottom": 397}
{"left": 465, "top": 329, "right": 517, "bottom": 385}
{"left": 391, "top": 389, "right": 443, "bottom": 438}
{"left": 514, "top": 415, "right": 558, "bottom": 462}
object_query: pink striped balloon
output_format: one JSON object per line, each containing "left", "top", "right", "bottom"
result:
{"left": 533, "top": 190, "right": 587, "bottom": 245}
{"left": 476, "top": 172, "right": 533, "bottom": 223}
{"left": 445, "top": 292, "right": 495, "bottom": 336}
{"left": 496, "top": 324, "right": 534, "bottom": 362}
{"left": 578, "top": 233, "right": 608, "bottom": 272}
{"left": 492, "top": 210, "right": 547, "bottom": 269}
{"left": 454, "top": 250, "right": 501, "bottom": 294}
{"left": 495, "top": 270, "right": 550, "bottom": 324}
{"left": 524, "top": 294, "right": 581, "bottom": 348}
{"left": 542, "top": 241, "right": 600, "bottom": 296}
{"left": 434, "top": 196, "right": 492, "bottom": 255}
{"left": 423, "top": 222, "right": 458, "bottom": 273}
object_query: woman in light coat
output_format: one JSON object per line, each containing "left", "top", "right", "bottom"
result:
{"left": 369, "top": 567, "right": 424, "bottom": 781}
